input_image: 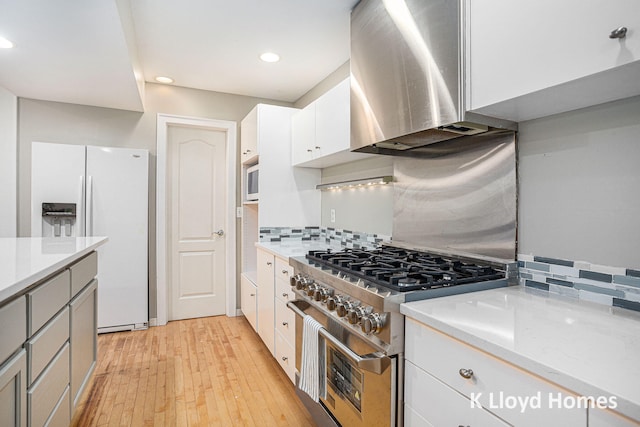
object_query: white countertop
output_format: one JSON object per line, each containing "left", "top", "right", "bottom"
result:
{"left": 0, "top": 237, "right": 108, "bottom": 304}
{"left": 401, "top": 286, "right": 640, "bottom": 421}
{"left": 256, "top": 240, "right": 345, "bottom": 260}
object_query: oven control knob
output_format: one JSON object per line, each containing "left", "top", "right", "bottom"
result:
{"left": 336, "top": 301, "right": 358, "bottom": 318}
{"left": 290, "top": 273, "right": 302, "bottom": 288}
{"left": 361, "top": 313, "right": 386, "bottom": 334}
{"left": 347, "top": 306, "right": 372, "bottom": 325}
{"left": 306, "top": 283, "right": 319, "bottom": 297}
{"left": 326, "top": 295, "right": 343, "bottom": 311}
{"left": 312, "top": 287, "right": 324, "bottom": 301}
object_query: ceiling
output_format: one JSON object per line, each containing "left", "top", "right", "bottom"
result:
{"left": 0, "top": 0, "right": 358, "bottom": 112}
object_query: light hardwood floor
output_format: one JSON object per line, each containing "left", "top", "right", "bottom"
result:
{"left": 72, "top": 316, "right": 316, "bottom": 426}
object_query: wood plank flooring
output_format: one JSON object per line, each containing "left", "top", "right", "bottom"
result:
{"left": 72, "top": 316, "right": 317, "bottom": 426}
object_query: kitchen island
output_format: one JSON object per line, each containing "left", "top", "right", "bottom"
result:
{"left": 401, "top": 286, "right": 640, "bottom": 425}
{"left": 0, "top": 236, "right": 107, "bottom": 427}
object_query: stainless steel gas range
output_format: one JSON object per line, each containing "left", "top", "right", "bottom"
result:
{"left": 287, "top": 244, "right": 518, "bottom": 427}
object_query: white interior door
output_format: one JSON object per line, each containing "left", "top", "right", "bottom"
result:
{"left": 169, "top": 125, "right": 227, "bottom": 320}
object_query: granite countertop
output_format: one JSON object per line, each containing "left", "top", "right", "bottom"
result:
{"left": 0, "top": 236, "right": 108, "bottom": 304}
{"left": 401, "top": 286, "right": 640, "bottom": 421}
{"left": 256, "top": 240, "right": 345, "bottom": 260}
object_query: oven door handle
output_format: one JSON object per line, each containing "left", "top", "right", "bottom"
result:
{"left": 287, "top": 300, "right": 390, "bottom": 374}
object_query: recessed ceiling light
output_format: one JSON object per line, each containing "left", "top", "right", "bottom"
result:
{"left": 260, "top": 52, "right": 280, "bottom": 63}
{"left": 0, "top": 37, "right": 14, "bottom": 49}
{"left": 155, "top": 76, "right": 174, "bottom": 84}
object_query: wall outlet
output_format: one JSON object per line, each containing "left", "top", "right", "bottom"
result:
{"left": 236, "top": 207, "right": 243, "bottom": 218}
{"left": 330, "top": 208, "right": 336, "bottom": 223}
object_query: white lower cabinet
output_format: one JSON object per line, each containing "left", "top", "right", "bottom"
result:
{"left": 0, "top": 350, "right": 27, "bottom": 427}
{"left": 405, "top": 360, "right": 509, "bottom": 427}
{"left": 257, "top": 249, "right": 276, "bottom": 355}
{"left": 589, "top": 407, "right": 640, "bottom": 427}
{"left": 405, "top": 318, "right": 587, "bottom": 427}
{"left": 240, "top": 274, "right": 258, "bottom": 331}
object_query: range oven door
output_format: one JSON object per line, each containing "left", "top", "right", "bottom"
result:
{"left": 288, "top": 300, "right": 398, "bottom": 427}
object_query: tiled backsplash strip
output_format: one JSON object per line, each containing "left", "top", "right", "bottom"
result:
{"left": 518, "top": 254, "right": 640, "bottom": 313}
{"left": 259, "top": 226, "right": 390, "bottom": 250}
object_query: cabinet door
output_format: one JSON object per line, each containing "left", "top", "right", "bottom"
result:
{"left": 315, "top": 78, "right": 350, "bottom": 157}
{"left": 291, "top": 103, "right": 316, "bottom": 165}
{"left": 589, "top": 407, "right": 640, "bottom": 427}
{"left": 240, "top": 106, "right": 259, "bottom": 164}
{"left": 0, "top": 350, "right": 27, "bottom": 427}
{"left": 240, "top": 274, "right": 258, "bottom": 331}
{"left": 70, "top": 280, "right": 97, "bottom": 409}
{"left": 469, "top": 0, "right": 640, "bottom": 114}
{"left": 256, "top": 250, "right": 275, "bottom": 355}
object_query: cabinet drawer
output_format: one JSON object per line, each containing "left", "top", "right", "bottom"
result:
{"left": 26, "top": 306, "right": 69, "bottom": 386}
{"left": 28, "top": 270, "right": 70, "bottom": 337}
{"left": 70, "top": 252, "right": 97, "bottom": 297}
{"left": 406, "top": 318, "right": 586, "bottom": 426}
{"left": 275, "top": 257, "right": 292, "bottom": 284}
{"left": 45, "top": 385, "right": 70, "bottom": 427}
{"left": 275, "top": 331, "right": 295, "bottom": 384}
{"left": 403, "top": 404, "right": 432, "bottom": 427}
{"left": 275, "top": 276, "right": 294, "bottom": 304}
{"left": 0, "top": 297, "right": 27, "bottom": 365}
{"left": 28, "top": 342, "right": 69, "bottom": 427}
{"left": 405, "top": 360, "right": 509, "bottom": 427}
{"left": 275, "top": 298, "right": 295, "bottom": 346}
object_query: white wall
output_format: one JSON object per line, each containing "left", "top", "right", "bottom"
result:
{"left": 0, "top": 86, "right": 17, "bottom": 237}
{"left": 518, "top": 95, "right": 640, "bottom": 268}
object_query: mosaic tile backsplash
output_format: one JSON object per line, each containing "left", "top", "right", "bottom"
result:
{"left": 518, "top": 254, "right": 640, "bottom": 313}
{"left": 259, "top": 226, "right": 390, "bottom": 250}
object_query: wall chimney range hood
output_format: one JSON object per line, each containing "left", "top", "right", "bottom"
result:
{"left": 350, "top": 0, "right": 517, "bottom": 155}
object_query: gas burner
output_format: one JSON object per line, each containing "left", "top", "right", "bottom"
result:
{"left": 306, "top": 245, "right": 506, "bottom": 292}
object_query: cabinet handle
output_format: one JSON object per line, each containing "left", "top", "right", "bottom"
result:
{"left": 282, "top": 269, "right": 289, "bottom": 275}
{"left": 315, "top": 146, "right": 321, "bottom": 149}
{"left": 282, "top": 293, "right": 288, "bottom": 298}
{"left": 459, "top": 368, "right": 474, "bottom": 379}
{"left": 282, "top": 356, "right": 288, "bottom": 361}
{"left": 609, "top": 26, "right": 627, "bottom": 39}
{"left": 267, "top": 262, "right": 272, "bottom": 266}
{"left": 250, "top": 293, "right": 255, "bottom": 297}
{"left": 246, "top": 149, "right": 252, "bottom": 153}
{"left": 282, "top": 321, "right": 288, "bottom": 326}
{"left": 307, "top": 149, "right": 313, "bottom": 152}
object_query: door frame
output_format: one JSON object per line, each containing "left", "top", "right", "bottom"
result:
{"left": 156, "top": 113, "right": 237, "bottom": 326}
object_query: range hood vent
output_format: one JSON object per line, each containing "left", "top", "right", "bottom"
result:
{"left": 350, "top": 0, "right": 516, "bottom": 154}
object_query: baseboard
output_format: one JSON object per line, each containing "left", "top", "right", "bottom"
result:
{"left": 149, "top": 317, "right": 158, "bottom": 327}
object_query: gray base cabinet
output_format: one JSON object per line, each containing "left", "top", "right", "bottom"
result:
{"left": 70, "top": 279, "right": 98, "bottom": 409}
{"left": 0, "top": 250, "right": 98, "bottom": 427}
{"left": 0, "top": 350, "right": 27, "bottom": 427}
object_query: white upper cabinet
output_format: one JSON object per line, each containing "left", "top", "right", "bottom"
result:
{"left": 240, "top": 107, "right": 259, "bottom": 164}
{"left": 468, "top": 0, "right": 640, "bottom": 122}
{"left": 292, "top": 78, "right": 372, "bottom": 168}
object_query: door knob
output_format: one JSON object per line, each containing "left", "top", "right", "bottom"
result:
{"left": 214, "top": 229, "right": 224, "bottom": 236}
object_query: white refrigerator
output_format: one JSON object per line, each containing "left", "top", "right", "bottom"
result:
{"left": 31, "top": 142, "right": 149, "bottom": 333}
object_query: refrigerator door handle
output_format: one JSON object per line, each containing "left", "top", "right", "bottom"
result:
{"left": 87, "top": 175, "right": 93, "bottom": 236}
{"left": 78, "top": 175, "right": 85, "bottom": 236}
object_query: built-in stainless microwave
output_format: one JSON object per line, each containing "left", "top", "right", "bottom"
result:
{"left": 246, "top": 164, "right": 259, "bottom": 201}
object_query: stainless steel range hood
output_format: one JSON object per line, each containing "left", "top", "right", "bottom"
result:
{"left": 350, "top": 0, "right": 517, "bottom": 154}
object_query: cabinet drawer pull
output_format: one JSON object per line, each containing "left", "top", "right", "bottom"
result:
{"left": 609, "top": 26, "right": 627, "bottom": 39}
{"left": 281, "top": 356, "right": 288, "bottom": 361}
{"left": 282, "top": 293, "right": 288, "bottom": 298}
{"left": 307, "top": 149, "right": 313, "bottom": 152}
{"left": 314, "top": 146, "right": 321, "bottom": 149}
{"left": 282, "top": 321, "right": 288, "bottom": 326}
{"left": 250, "top": 293, "right": 255, "bottom": 297}
{"left": 459, "top": 368, "right": 474, "bottom": 379}
{"left": 266, "top": 262, "right": 272, "bottom": 266}
{"left": 282, "top": 269, "right": 289, "bottom": 275}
